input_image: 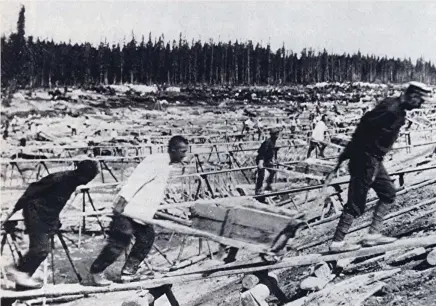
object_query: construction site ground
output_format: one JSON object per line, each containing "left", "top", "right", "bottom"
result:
{"left": 1, "top": 85, "right": 436, "bottom": 306}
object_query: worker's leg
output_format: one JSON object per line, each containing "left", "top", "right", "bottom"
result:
{"left": 265, "top": 168, "right": 276, "bottom": 191}
{"left": 330, "top": 154, "right": 378, "bottom": 252}
{"left": 121, "top": 222, "right": 155, "bottom": 277}
{"left": 7, "top": 208, "right": 51, "bottom": 288}
{"left": 362, "top": 162, "right": 397, "bottom": 246}
{"left": 17, "top": 230, "right": 52, "bottom": 277}
{"left": 6, "top": 228, "right": 50, "bottom": 289}
{"left": 307, "top": 141, "right": 316, "bottom": 158}
{"left": 318, "top": 143, "right": 327, "bottom": 157}
{"left": 255, "top": 168, "right": 266, "bottom": 194}
{"left": 90, "top": 215, "right": 133, "bottom": 275}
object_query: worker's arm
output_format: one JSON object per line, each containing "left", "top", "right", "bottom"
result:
{"left": 330, "top": 139, "right": 354, "bottom": 175}
{"left": 11, "top": 181, "right": 49, "bottom": 213}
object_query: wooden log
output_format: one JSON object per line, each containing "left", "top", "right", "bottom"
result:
{"left": 294, "top": 158, "right": 335, "bottom": 176}
{"left": 300, "top": 262, "right": 335, "bottom": 291}
{"left": 389, "top": 247, "right": 427, "bottom": 264}
{"left": 165, "top": 234, "right": 436, "bottom": 280}
{"left": 242, "top": 274, "right": 260, "bottom": 290}
{"left": 298, "top": 196, "right": 436, "bottom": 251}
{"left": 285, "top": 269, "right": 398, "bottom": 306}
{"left": 240, "top": 284, "right": 270, "bottom": 306}
{"left": 3, "top": 234, "right": 428, "bottom": 301}
{"left": 353, "top": 282, "right": 386, "bottom": 306}
{"left": 344, "top": 254, "right": 386, "bottom": 272}
{"left": 427, "top": 248, "right": 436, "bottom": 266}
{"left": 300, "top": 276, "right": 331, "bottom": 291}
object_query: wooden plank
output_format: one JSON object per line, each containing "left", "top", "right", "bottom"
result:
{"left": 192, "top": 203, "right": 296, "bottom": 233}
{"left": 165, "top": 234, "right": 436, "bottom": 279}
{"left": 285, "top": 270, "right": 396, "bottom": 306}
{"left": 221, "top": 209, "right": 237, "bottom": 237}
{"left": 191, "top": 203, "right": 298, "bottom": 245}
{"left": 389, "top": 247, "right": 427, "bottom": 264}
{"left": 298, "top": 196, "right": 436, "bottom": 251}
{"left": 2, "top": 236, "right": 434, "bottom": 300}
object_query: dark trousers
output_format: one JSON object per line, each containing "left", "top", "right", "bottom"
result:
{"left": 344, "top": 153, "right": 396, "bottom": 217}
{"left": 17, "top": 207, "right": 56, "bottom": 276}
{"left": 255, "top": 167, "right": 276, "bottom": 192}
{"left": 90, "top": 215, "right": 155, "bottom": 275}
{"left": 307, "top": 140, "right": 326, "bottom": 158}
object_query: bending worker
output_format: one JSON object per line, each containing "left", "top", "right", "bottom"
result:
{"left": 5, "top": 160, "right": 98, "bottom": 289}
{"left": 328, "top": 81, "right": 431, "bottom": 253}
{"left": 90, "top": 136, "right": 189, "bottom": 285}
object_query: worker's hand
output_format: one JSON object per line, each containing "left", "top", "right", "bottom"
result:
{"left": 257, "top": 161, "right": 264, "bottom": 170}
{"left": 113, "top": 195, "right": 128, "bottom": 215}
{"left": 1, "top": 220, "right": 18, "bottom": 233}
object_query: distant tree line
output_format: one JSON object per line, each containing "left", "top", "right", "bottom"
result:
{"left": 2, "top": 5, "right": 436, "bottom": 91}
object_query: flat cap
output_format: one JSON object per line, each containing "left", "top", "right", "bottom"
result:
{"left": 406, "top": 81, "right": 432, "bottom": 94}
{"left": 269, "top": 125, "right": 281, "bottom": 134}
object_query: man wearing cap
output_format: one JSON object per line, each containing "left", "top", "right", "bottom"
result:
{"left": 328, "top": 82, "right": 431, "bottom": 253}
{"left": 307, "top": 114, "right": 329, "bottom": 158}
{"left": 4, "top": 160, "right": 99, "bottom": 289}
{"left": 255, "top": 127, "right": 280, "bottom": 195}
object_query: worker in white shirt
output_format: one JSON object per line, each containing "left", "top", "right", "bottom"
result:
{"left": 90, "top": 136, "right": 189, "bottom": 285}
{"left": 307, "top": 114, "right": 328, "bottom": 158}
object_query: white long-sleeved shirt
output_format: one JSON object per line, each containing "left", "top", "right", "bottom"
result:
{"left": 311, "top": 120, "right": 327, "bottom": 142}
{"left": 117, "top": 153, "right": 175, "bottom": 222}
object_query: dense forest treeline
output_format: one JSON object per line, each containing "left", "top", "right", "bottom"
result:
{"left": 2, "top": 6, "right": 436, "bottom": 91}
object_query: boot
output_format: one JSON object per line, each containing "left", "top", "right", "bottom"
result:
{"left": 361, "top": 233, "right": 397, "bottom": 247}
{"left": 90, "top": 271, "right": 113, "bottom": 286}
{"left": 120, "top": 270, "right": 156, "bottom": 283}
{"left": 329, "top": 241, "right": 361, "bottom": 253}
{"left": 5, "top": 265, "right": 42, "bottom": 289}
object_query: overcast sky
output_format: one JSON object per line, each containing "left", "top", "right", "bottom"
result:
{"left": 1, "top": 1, "right": 435, "bottom": 62}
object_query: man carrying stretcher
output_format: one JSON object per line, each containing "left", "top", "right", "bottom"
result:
{"left": 90, "top": 136, "right": 189, "bottom": 285}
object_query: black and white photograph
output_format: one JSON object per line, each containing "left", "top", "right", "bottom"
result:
{"left": 1, "top": 1, "right": 436, "bottom": 305}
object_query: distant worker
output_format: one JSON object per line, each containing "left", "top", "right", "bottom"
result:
{"left": 254, "top": 118, "right": 263, "bottom": 140}
{"left": 4, "top": 160, "right": 98, "bottom": 289}
{"left": 242, "top": 117, "right": 255, "bottom": 135}
{"left": 255, "top": 127, "right": 280, "bottom": 195}
{"left": 327, "top": 82, "right": 431, "bottom": 253}
{"left": 90, "top": 136, "right": 189, "bottom": 285}
{"left": 307, "top": 114, "right": 328, "bottom": 158}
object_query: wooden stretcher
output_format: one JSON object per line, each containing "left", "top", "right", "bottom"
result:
{"left": 124, "top": 196, "right": 306, "bottom": 254}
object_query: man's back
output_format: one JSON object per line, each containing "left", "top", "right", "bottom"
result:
{"left": 350, "top": 97, "right": 406, "bottom": 158}
{"left": 15, "top": 170, "right": 80, "bottom": 223}
{"left": 120, "top": 154, "right": 173, "bottom": 222}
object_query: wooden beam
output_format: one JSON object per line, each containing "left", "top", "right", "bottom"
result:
{"left": 297, "top": 196, "right": 436, "bottom": 250}
{"left": 3, "top": 235, "right": 433, "bottom": 300}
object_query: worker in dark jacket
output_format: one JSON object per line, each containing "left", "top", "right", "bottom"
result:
{"left": 4, "top": 160, "right": 98, "bottom": 289}
{"left": 328, "top": 82, "right": 431, "bottom": 253}
{"left": 255, "top": 127, "right": 280, "bottom": 195}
